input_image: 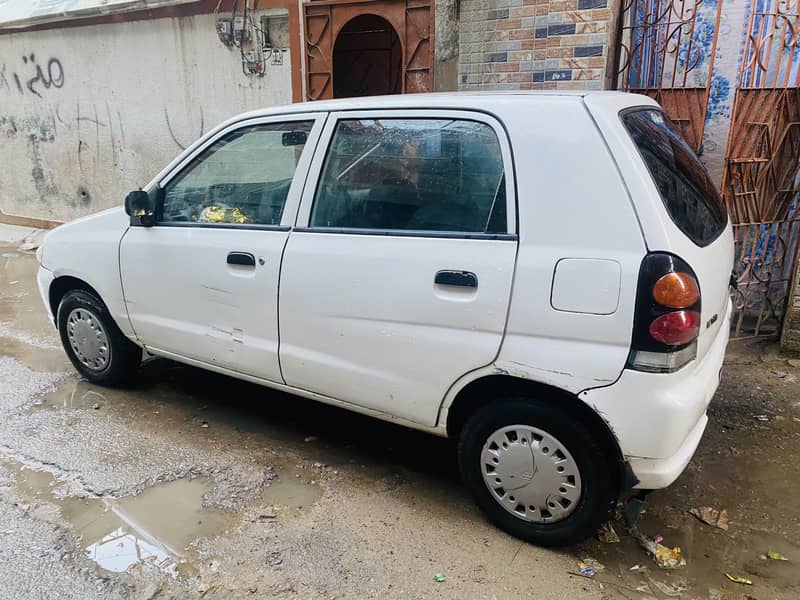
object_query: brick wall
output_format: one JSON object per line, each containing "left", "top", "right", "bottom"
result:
{"left": 457, "top": 0, "right": 616, "bottom": 91}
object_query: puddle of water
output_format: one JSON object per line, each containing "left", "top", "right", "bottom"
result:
{"left": 1, "top": 248, "right": 63, "bottom": 373}
{"left": 261, "top": 470, "right": 322, "bottom": 510}
{"left": 3, "top": 459, "right": 234, "bottom": 577}
{"left": 32, "top": 380, "right": 110, "bottom": 411}
{"left": 0, "top": 336, "right": 69, "bottom": 373}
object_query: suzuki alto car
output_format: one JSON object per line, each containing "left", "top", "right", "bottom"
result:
{"left": 36, "top": 91, "right": 734, "bottom": 546}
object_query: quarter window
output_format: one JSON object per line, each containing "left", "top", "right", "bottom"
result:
{"left": 161, "top": 121, "right": 314, "bottom": 226}
{"left": 310, "top": 119, "right": 508, "bottom": 234}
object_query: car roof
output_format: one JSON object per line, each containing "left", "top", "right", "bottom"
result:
{"left": 225, "top": 90, "right": 643, "bottom": 121}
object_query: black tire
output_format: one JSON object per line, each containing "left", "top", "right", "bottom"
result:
{"left": 57, "top": 289, "right": 142, "bottom": 386}
{"left": 458, "top": 397, "right": 617, "bottom": 547}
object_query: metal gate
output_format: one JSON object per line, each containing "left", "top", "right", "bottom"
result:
{"left": 616, "top": 0, "right": 800, "bottom": 338}
{"left": 723, "top": 0, "right": 800, "bottom": 337}
{"left": 614, "top": 0, "right": 722, "bottom": 152}
{"left": 303, "top": 0, "right": 433, "bottom": 101}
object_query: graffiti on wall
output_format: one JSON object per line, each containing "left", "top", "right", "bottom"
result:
{"left": 0, "top": 53, "right": 64, "bottom": 98}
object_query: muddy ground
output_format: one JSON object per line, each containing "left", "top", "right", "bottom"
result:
{"left": 1, "top": 245, "right": 798, "bottom": 600}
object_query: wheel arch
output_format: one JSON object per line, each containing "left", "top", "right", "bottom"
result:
{"left": 444, "top": 374, "right": 636, "bottom": 492}
{"left": 49, "top": 276, "right": 106, "bottom": 325}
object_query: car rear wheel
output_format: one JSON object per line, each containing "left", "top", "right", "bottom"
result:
{"left": 458, "top": 397, "right": 616, "bottom": 547}
{"left": 57, "top": 289, "right": 142, "bottom": 386}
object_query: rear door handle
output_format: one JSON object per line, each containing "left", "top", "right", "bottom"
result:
{"left": 227, "top": 251, "right": 256, "bottom": 266}
{"left": 435, "top": 270, "right": 478, "bottom": 288}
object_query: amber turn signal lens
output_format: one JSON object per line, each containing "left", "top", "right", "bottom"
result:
{"left": 652, "top": 272, "right": 700, "bottom": 308}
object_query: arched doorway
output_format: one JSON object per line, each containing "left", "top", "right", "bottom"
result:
{"left": 332, "top": 15, "right": 402, "bottom": 98}
{"left": 303, "top": 0, "right": 433, "bottom": 101}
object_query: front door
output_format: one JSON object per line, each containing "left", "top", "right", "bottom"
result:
{"left": 279, "top": 111, "right": 518, "bottom": 426}
{"left": 120, "top": 114, "right": 323, "bottom": 382}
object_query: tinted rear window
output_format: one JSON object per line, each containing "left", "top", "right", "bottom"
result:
{"left": 622, "top": 108, "right": 727, "bottom": 247}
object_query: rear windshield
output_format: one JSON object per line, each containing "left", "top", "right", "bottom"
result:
{"left": 622, "top": 108, "right": 727, "bottom": 247}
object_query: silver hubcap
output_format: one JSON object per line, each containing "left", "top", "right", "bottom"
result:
{"left": 481, "top": 425, "right": 581, "bottom": 523}
{"left": 66, "top": 308, "right": 110, "bottom": 371}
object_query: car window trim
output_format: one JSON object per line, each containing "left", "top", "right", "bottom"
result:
{"left": 151, "top": 222, "right": 291, "bottom": 232}
{"left": 155, "top": 113, "right": 326, "bottom": 229}
{"left": 293, "top": 226, "right": 518, "bottom": 240}
{"left": 294, "top": 109, "right": 518, "bottom": 237}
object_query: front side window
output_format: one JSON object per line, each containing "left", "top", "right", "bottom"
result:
{"left": 622, "top": 108, "right": 727, "bottom": 246}
{"left": 310, "top": 118, "right": 508, "bottom": 234}
{"left": 161, "top": 121, "right": 314, "bottom": 226}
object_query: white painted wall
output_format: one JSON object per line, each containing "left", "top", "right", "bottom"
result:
{"left": 0, "top": 12, "right": 292, "bottom": 221}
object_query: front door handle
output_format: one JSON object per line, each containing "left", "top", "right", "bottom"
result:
{"left": 435, "top": 270, "right": 478, "bottom": 288}
{"left": 227, "top": 251, "right": 256, "bottom": 266}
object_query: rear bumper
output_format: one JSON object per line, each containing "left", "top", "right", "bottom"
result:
{"left": 582, "top": 300, "right": 730, "bottom": 489}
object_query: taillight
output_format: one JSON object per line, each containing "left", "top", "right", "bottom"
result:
{"left": 628, "top": 253, "right": 701, "bottom": 373}
{"left": 649, "top": 310, "right": 701, "bottom": 345}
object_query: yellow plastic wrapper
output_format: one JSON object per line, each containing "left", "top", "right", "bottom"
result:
{"left": 654, "top": 543, "right": 686, "bottom": 569}
{"left": 725, "top": 573, "right": 753, "bottom": 585}
{"left": 200, "top": 205, "right": 250, "bottom": 224}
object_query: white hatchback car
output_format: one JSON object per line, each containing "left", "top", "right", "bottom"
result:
{"left": 37, "top": 92, "right": 733, "bottom": 546}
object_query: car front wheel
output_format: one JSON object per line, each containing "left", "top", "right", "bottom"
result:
{"left": 57, "top": 289, "right": 142, "bottom": 386}
{"left": 458, "top": 397, "right": 617, "bottom": 547}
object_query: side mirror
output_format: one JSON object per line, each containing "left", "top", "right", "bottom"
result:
{"left": 124, "top": 189, "right": 156, "bottom": 227}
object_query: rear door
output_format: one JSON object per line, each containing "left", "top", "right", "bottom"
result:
{"left": 278, "top": 110, "right": 518, "bottom": 426}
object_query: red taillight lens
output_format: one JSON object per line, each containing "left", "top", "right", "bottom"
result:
{"left": 649, "top": 310, "right": 701, "bottom": 345}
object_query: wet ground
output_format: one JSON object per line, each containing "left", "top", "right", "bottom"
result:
{"left": 1, "top": 245, "right": 799, "bottom": 599}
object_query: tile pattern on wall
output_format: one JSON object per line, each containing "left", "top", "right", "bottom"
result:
{"left": 457, "top": 0, "right": 613, "bottom": 91}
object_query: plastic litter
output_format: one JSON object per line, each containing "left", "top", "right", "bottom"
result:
{"left": 753, "top": 414, "right": 769, "bottom": 421}
{"left": 577, "top": 557, "right": 605, "bottom": 578}
{"left": 200, "top": 421, "right": 209, "bottom": 428}
{"left": 767, "top": 550, "right": 788, "bottom": 561}
{"left": 632, "top": 529, "right": 686, "bottom": 569}
{"left": 655, "top": 544, "right": 685, "bottom": 569}
{"left": 725, "top": 573, "right": 752, "bottom": 585}
{"left": 629, "top": 564, "right": 644, "bottom": 571}
{"left": 689, "top": 506, "right": 730, "bottom": 530}
{"left": 434, "top": 573, "right": 445, "bottom": 583}
{"left": 303, "top": 436, "right": 318, "bottom": 442}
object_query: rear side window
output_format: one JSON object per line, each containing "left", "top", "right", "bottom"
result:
{"left": 622, "top": 109, "right": 727, "bottom": 247}
{"left": 310, "top": 118, "right": 507, "bottom": 234}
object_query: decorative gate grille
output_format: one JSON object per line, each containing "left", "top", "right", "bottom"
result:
{"left": 723, "top": 0, "right": 800, "bottom": 338}
{"left": 615, "top": 0, "right": 722, "bottom": 152}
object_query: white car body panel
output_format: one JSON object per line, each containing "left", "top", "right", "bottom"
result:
{"left": 278, "top": 109, "right": 518, "bottom": 427}
{"left": 35, "top": 91, "right": 735, "bottom": 491}
{"left": 490, "top": 96, "right": 647, "bottom": 393}
{"left": 119, "top": 113, "right": 326, "bottom": 383}
{"left": 38, "top": 206, "right": 136, "bottom": 338}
